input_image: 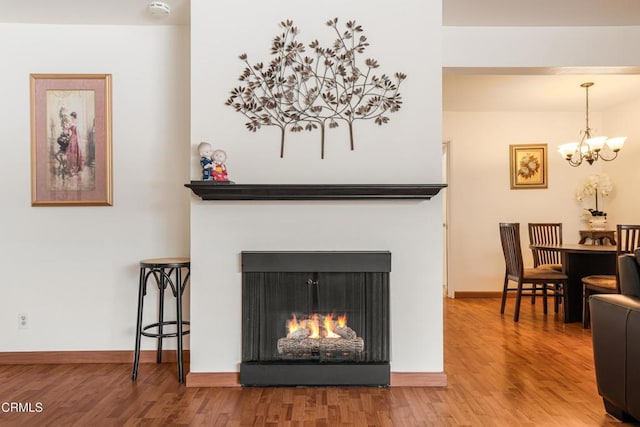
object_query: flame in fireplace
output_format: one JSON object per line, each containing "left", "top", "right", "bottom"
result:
{"left": 337, "top": 313, "right": 347, "bottom": 328}
{"left": 308, "top": 314, "right": 320, "bottom": 339}
{"left": 324, "top": 314, "right": 339, "bottom": 338}
{"left": 286, "top": 313, "right": 300, "bottom": 333}
{"left": 286, "top": 312, "right": 348, "bottom": 339}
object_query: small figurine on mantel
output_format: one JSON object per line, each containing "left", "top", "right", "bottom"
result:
{"left": 212, "top": 149, "right": 229, "bottom": 181}
{"left": 198, "top": 141, "right": 214, "bottom": 181}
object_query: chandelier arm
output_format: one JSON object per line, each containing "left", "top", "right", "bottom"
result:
{"left": 566, "top": 157, "right": 582, "bottom": 167}
{"left": 597, "top": 151, "right": 619, "bottom": 162}
{"left": 578, "top": 138, "right": 589, "bottom": 156}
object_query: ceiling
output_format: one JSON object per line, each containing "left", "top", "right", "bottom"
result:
{"left": 2, "top": 0, "right": 640, "bottom": 27}
{"left": 443, "top": 70, "right": 640, "bottom": 112}
{"left": 3, "top": 1, "right": 640, "bottom": 111}
{"left": 444, "top": 0, "right": 640, "bottom": 27}
{"left": 0, "top": 0, "right": 189, "bottom": 26}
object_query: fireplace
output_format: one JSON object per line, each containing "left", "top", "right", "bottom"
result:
{"left": 240, "top": 251, "right": 391, "bottom": 386}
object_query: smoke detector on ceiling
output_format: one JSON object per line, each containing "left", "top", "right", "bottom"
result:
{"left": 149, "top": 1, "right": 171, "bottom": 17}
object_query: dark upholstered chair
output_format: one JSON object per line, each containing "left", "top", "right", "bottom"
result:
{"left": 582, "top": 224, "right": 640, "bottom": 328}
{"left": 589, "top": 249, "right": 640, "bottom": 422}
{"left": 499, "top": 223, "right": 568, "bottom": 322}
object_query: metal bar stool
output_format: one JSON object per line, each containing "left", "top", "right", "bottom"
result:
{"left": 131, "top": 258, "right": 190, "bottom": 383}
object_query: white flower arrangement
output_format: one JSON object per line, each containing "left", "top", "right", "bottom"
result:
{"left": 576, "top": 173, "right": 613, "bottom": 216}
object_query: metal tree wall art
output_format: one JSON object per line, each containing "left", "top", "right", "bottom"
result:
{"left": 225, "top": 18, "right": 406, "bottom": 159}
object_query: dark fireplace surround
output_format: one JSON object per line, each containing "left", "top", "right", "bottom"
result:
{"left": 241, "top": 251, "right": 391, "bottom": 386}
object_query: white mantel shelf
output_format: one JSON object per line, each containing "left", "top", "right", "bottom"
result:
{"left": 185, "top": 182, "right": 446, "bottom": 200}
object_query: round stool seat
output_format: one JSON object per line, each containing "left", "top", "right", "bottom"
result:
{"left": 140, "top": 257, "right": 190, "bottom": 268}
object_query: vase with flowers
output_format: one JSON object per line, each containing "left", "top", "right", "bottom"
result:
{"left": 576, "top": 173, "right": 613, "bottom": 230}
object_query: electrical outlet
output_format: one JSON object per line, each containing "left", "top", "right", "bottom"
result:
{"left": 18, "top": 313, "right": 28, "bottom": 329}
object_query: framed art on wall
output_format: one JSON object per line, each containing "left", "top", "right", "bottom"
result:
{"left": 30, "top": 74, "right": 112, "bottom": 206}
{"left": 509, "top": 143, "right": 548, "bottom": 190}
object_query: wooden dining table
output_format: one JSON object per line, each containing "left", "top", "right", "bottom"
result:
{"left": 529, "top": 243, "right": 617, "bottom": 323}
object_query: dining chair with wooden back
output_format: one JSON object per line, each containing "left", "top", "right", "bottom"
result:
{"left": 582, "top": 224, "right": 640, "bottom": 328}
{"left": 528, "top": 223, "right": 563, "bottom": 270}
{"left": 528, "top": 223, "right": 564, "bottom": 313}
{"left": 499, "top": 222, "right": 568, "bottom": 322}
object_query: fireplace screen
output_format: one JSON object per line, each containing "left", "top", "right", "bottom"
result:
{"left": 241, "top": 251, "right": 390, "bottom": 386}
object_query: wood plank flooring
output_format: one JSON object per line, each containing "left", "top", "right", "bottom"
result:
{"left": 0, "top": 298, "right": 633, "bottom": 426}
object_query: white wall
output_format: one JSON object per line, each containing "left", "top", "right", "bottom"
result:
{"left": 189, "top": 0, "right": 444, "bottom": 373}
{"left": 443, "top": 24, "right": 640, "bottom": 294}
{"left": 0, "top": 24, "right": 190, "bottom": 351}
{"left": 603, "top": 97, "right": 640, "bottom": 225}
{"left": 443, "top": 111, "right": 603, "bottom": 292}
{"left": 4, "top": 7, "right": 637, "bottom": 375}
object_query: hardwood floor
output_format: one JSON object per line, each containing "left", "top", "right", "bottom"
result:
{"left": 0, "top": 298, "right": 634, "bottom": 426}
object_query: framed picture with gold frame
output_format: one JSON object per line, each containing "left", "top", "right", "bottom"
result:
{"left": 30, "top": 74, "right": 112, "bottom": 206}
{"left": 509, "top": 143, "right": 547, "bottom": 189}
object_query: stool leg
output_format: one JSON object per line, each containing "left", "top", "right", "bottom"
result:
{"left": 176, "top": 267, "right": 185, "bottom": 383}
{"left": 156, "top": 269, "right": 166, "bottom": 363}
{"left": 132, "top": 267, "right": 146, "bottom": 381}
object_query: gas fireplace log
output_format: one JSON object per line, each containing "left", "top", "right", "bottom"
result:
{"left": 287, "top": 328, "right": 310, "bottom": 339}
{"left": 335, "top": 326, "right": 356, "bottom": 340}
{"left": 277, "top": 337, "right": 364, "bottom": 354}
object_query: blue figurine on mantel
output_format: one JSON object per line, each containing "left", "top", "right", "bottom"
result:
{"left": 198, "top": 141, "right": 214, "bottom": 180}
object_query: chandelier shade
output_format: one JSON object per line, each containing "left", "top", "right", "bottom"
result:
{"left": 558, "top": 82, "right": 626, "bottom": 166}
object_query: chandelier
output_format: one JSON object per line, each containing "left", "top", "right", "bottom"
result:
{"left": 558, "top": 82, "right": 626, "bottom": 166}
